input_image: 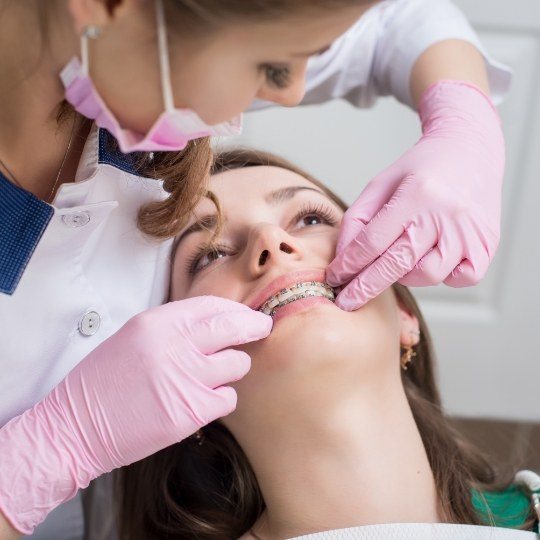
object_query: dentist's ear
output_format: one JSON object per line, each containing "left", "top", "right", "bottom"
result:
{"left": 67, "top": 0, "right": 131, "bottom": 34}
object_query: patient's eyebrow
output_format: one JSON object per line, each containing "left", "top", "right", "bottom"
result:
{"left": 176, "top": 186, "right": 327, "bottom": 248}
{"left": 265, "top": 186, "right": 325, "bottom": 204}
{"left": 176, "top": 214, "right": 218, "bottom": 246}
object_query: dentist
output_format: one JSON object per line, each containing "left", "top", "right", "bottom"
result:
{"left": 0, "top": 0, "right": 510, "bottom": 538}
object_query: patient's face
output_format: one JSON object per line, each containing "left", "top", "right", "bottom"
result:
{"left": 171, "top": 166, "right": 410, "bottom": 431}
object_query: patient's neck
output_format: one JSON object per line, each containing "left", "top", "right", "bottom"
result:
{"left": 234, "top": 377, "right": 440, "bottom": 539}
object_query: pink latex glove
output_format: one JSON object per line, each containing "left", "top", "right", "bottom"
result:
{"left": 0, "top": 296, "right": 271, "bottom": 534}
{"left": 326, "top": 81, "right": 505, "bottom": 310}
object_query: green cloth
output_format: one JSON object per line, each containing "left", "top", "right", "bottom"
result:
{"left": 472, "top": 484, "right": 538, "bottom": 532}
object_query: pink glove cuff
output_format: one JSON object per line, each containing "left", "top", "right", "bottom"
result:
{"left": 0, "top": 399, "right": 94, "bottom": 534}
{"left": 418, "top": 79, "right": 505, "bottom": 175}
{"left": 419, "top": 80, "right": 500, "bottom": 119}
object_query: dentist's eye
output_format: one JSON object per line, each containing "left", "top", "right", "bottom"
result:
{"left": 261, "top": 63, "right": 291, "bottom": 89}
{"left": 293, "top": 202, "right": 339, "bottom": 230}
{"left": 186, "top": 245, "right": 231, "bottom": 275}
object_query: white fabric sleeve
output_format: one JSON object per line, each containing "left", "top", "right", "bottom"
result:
{"left": 249, "top": 0, "right": 512, "bottom": 112}
{"left": 370, "top": 0, "right": 512, "bottom": 107}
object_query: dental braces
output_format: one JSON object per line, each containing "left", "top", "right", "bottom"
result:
{"left": 259, "top": 281, "right": 335, "bottom": 316}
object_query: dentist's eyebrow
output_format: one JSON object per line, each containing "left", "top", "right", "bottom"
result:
{"left": 265, "top": 186, "right": 326, "bottom": 204}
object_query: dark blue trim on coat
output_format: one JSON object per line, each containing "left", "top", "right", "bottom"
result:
{"left": 97, "top": 128, "right": 144, "bottom": 176}
{"left": 0, "top": 128, "right": 147, "bottom": 295}
{"left": 0, "top": 174, "right": 54, "bottom": 295}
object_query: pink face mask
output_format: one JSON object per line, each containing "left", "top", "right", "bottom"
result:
{"left": 60, "top": 0, "right": 242, "bottom": 153}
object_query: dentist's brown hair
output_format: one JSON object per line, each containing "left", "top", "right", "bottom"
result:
{"left": 120, "top": 149, "right": 535, "bottom": 539}
{"left": 104, "top": 0, "right": 373, "bottom": 22}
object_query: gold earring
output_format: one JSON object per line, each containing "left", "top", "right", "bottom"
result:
{"left": 400, "top": 345, "right": 416, "bottom": 370}
{"left": 400, "top": 330, "right": 419, "bottom": 370}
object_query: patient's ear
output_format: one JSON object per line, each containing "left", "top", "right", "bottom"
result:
{"left": 398, "top": 305, "right": 420, "bottom": 347}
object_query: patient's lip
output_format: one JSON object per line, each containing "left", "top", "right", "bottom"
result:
{"left": 248, "top": 269, "right": 327, "bottom": 311}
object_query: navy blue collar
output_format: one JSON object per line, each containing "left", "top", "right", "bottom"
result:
{"left": 0, "top": 173, "right": 54, "bottom": 294}
{"left": 0, "top": 128, "right": 146, "bottom": 295}
{"left": 97, "top": 128, "right": 143, "bottom": 176}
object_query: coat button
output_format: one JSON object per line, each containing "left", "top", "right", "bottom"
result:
{"left": 62, "top": 211, "right": 91, "bottom": 228}
{"left": 79, "top": 311, "right": 101, "bottom": 336}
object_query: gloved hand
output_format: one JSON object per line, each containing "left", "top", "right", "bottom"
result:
{"left": 326, "top": 81, "right": 505, "bottom": 310}
{"left": 0, "top": 296, "right": 272, "bottom": 534}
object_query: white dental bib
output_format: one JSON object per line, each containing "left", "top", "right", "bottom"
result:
{"left": 289, "top": 523, "right": 538, "bottom": 539}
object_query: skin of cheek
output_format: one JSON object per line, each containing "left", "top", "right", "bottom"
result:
{"left": 165, "top": 41, "right": 261, "bottom": 125}
{"left": 89, "top": 7, "right": 164, "bottom": 133}
{"left": 222, "top": 288, "right": 403, "bottom": 435}
{"left": 175, "top": 262, "right": 246, "bottom": 300}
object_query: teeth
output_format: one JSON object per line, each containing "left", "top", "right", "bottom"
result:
{"left": 258, "top": 281, "right": 335, "bottom": 316}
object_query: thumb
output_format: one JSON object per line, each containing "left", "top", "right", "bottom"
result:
{"left": 190, "top": 310, "right": 272, "bottom": 355}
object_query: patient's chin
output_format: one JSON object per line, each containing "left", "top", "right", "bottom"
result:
{"left": 239, "top": 294, "right": 398, "bottom": 388}
{"left": 230, "top": 302, "right": 394, "bottom": 429}
{"left": 245, "top": 302, "right": 371, "bottom": 374}
{"left": 269, "top": 303, "right": 347, "bottom": 361}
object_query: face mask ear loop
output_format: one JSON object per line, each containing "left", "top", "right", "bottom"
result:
{"left": 80, "top": 25, "right": 102, "bottom": 77}
{"left": 155, "top": 0, "right": 175, "bottom": 112}
{"left": 81, "top": 33, "right": 90, "bottom": 76}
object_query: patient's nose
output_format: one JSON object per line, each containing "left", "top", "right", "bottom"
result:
{"left": 258, "top": 242, "right": 293, "bottom": 266}
{"left": 248, "top": 224, "right": 301, "bottom": 275}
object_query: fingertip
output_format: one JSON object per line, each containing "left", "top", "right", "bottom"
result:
{"left": 213, "top": 385, "right": 238, "bottom": 416}
{"left": 444, "top": 261, "right": 480, "bottom": 287}
{"left": 334, "top": 292, "right": 362, "bottom": 312}
{"left": 325, "top": 256, "right": 348, "bottom": 287}
{"left": 397, "top": 274, "right": 417, "bottom": 287}
{"left": 236, "top": 350, "right": 252, "bottom": 378}
{"left": 324, "top": 267, "right": 340, "bottom": 288}
{"left": 239, "top": 310, "right": 273, "bottom": 341}
{"left": 255, "top": 309, "right": 274, "bottom": 323}
{"left": 254, "top": 310, "right": 274, "bottom": 332}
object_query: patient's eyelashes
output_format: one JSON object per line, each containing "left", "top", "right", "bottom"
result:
{"left": 291, "top": 202, "right": 339, "bottom": 230}
{"left": 186, "top": 244, "right": 233, "bottom": 275}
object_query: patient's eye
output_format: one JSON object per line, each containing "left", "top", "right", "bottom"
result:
{"left": 187, "top": 246, "right": 231, "bottom": 275}
{"left": 293, "top": 202, "right": 339, "bottom": 230}
{"left": 301, "top": 214, "right": 324, "bottom": 226}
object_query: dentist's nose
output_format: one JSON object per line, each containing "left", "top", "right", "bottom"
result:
{"left": 247, "top": 223, "right": 302, "bottom": 276}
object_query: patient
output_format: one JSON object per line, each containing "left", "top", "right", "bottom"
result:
{"left": 119, "top": 149, "right": 538, "bottom": 539}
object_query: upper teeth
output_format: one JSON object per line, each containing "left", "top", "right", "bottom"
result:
{"left": 258, "top": 281, "right": 335, "bottom": 316}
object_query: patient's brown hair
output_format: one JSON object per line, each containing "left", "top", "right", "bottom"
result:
{"left": 120, "top": 149, "right": 534, "bottom": 539}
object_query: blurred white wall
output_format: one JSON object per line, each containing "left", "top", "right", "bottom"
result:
{"left": 216, "top": 0, "right": 540, "bottom": 421}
